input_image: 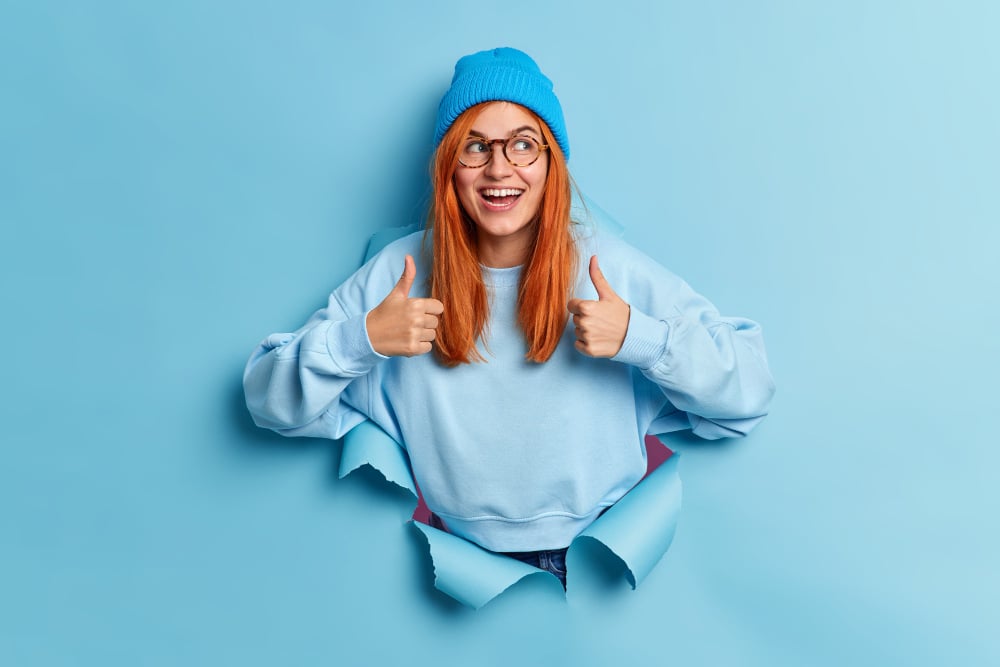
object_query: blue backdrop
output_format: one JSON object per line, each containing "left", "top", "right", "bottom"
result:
{"left": 3, "top": 1, "right": 998, "bottom": 665}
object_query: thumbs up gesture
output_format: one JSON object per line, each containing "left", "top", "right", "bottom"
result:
{"left": 366, "top": 255, "right": 444, "bottom": 357}
{"left": 567, "top": 255, "right": 630, "bottom": 358}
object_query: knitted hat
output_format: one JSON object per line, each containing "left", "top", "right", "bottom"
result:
{"left": 434, "top": 47, "right": 570, "bottom": 160}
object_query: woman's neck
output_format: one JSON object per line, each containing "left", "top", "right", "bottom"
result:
{"left": 476, "top": 228, "right": 534, "bottom": 268}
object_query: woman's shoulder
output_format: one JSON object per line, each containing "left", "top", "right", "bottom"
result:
{"left": 353, "top": 228, "right": 431, "bottom": 296}
{"left": 572, "top": 223, "right": 691, "bottom": 307}
{"left": 359, "top": 228, "right": 429, "bottom": 276}
{"left": 364, "top": 225, "right": 425, "bottom": 263}
{"left": 574, "top": 224, "right": 673, "bottom": 276}
{"left": 326, "top": 229, "right": 429, "bottom": 311}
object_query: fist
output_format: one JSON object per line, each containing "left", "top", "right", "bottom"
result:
{"left": 567, "top": 255, "right": 630, "bottom": 358}
{"left": 366, "top": 255, "right": 444, "bottom": 357}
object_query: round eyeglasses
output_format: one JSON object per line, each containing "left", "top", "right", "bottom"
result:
{"left": 458, "top": 135, "right": 549, "bottom": 168}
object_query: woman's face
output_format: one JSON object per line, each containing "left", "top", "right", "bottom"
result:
{"left": 453, "top": 102, "right": 549, "bottom": 267}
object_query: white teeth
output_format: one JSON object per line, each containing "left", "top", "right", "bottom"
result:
{"left": 482, "top": 188, "right": 523, "bottom": 197}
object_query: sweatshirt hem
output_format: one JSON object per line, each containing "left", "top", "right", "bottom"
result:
{"left": 436, "top": 504, "right": 614, "bottom": 552}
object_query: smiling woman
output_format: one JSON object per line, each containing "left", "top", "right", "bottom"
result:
{"left": 431, "top": 98, "right": 574, "bottom": 364}
{"left": 243, "top": 47, "right": 776, "bottom": 591}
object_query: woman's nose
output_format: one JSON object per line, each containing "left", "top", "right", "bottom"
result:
{"left": 484, "top": 144, "right": 514, "bottom": 178}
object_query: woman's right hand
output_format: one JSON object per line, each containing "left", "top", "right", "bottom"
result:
{"left": 365, "top": 255, "right": 444, "bottom": 357}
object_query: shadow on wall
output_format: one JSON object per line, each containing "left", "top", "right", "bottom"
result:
{"left": 228, "top": 373, "right": 419, "bottom": 520}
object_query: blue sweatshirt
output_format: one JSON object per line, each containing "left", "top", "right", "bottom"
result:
{"left": 243, "top": 225, "right": 774, "bottom": 552}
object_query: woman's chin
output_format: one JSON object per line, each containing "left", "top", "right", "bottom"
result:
{"left": 473, "top": 215, "right": 536, "bottom": 242}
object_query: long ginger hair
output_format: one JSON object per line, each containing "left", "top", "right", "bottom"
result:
{"left": 428, "top": 102, "right": 575, "bottom": 366}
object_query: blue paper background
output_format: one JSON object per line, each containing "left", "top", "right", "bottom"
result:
{"left": 2, "top": 1, "right": 998, "bottom": 664}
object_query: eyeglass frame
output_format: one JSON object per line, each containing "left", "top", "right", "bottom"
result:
{"left": 457, "top": 135, "right": 550, "bottom": 168}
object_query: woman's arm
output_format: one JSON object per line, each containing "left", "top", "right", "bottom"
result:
{"left": 243, "top": 297, "right": 384, "bottom": 439}
{"left": 244, "top": 244, "right": 440, "bottom": 439}
{"left": 571, "top": 247, "right": 775, "bottom": 440}
{"left": 615, "top": 305, "right": 775, "bottom": 439}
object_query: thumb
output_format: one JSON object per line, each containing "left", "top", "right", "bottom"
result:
{"left": 589, "top": 255, "right": 616, "bottom": 300}
{"left": 392, "top": 254, "right": 416, "bottom": 297}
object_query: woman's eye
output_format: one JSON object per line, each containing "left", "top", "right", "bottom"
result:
{"left": 465, "top": 140, "right": 488, "bottom": 153}
{"left": 510, "top": 138, "right": 533, "bottom": 152}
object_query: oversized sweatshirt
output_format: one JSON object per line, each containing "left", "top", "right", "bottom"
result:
{"left": 243, "top": 225, "right": 775, "bottom": 552}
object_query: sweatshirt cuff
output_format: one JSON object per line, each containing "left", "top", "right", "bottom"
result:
{"left": 612, "top": 307, "right": 669, "bottom": 370}
{"left": 324, "top": 311, "right": 388, "bottom": 375}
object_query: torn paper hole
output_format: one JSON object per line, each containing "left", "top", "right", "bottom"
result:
{"left": 340, "top": 419, "right": 682, "bottom": 608}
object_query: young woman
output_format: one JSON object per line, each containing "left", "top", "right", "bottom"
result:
{"left": 244, "top": 47, "right": 775, "bottom": 588}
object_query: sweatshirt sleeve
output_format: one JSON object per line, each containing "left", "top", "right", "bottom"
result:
{"left": 242, "top": 255, "right": 396, "bottom": 440}
{"left": 607, "top": 246, "right": 776, "bottom": 440}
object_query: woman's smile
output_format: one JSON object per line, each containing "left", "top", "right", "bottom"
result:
{"left": 478, "top": 187, "right": 525, "bottom": 210}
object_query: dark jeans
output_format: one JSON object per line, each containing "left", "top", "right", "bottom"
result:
{"left": 428, "top": 513, "right": 569, "bottom": 589}
{"left": 501, "top": 547, "right": 568, "bottom": 589}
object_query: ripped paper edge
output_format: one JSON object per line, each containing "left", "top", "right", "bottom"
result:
{"left": 339, "top": 421, "right": 682, "bottom": 608}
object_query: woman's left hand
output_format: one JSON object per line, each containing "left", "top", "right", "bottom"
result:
{"left": 567, "top": 255, "right": 630, "bottom": 358}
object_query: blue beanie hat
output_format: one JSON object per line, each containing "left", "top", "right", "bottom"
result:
{"left": 434, "top": 47, "right": 570, "bottom": 160}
